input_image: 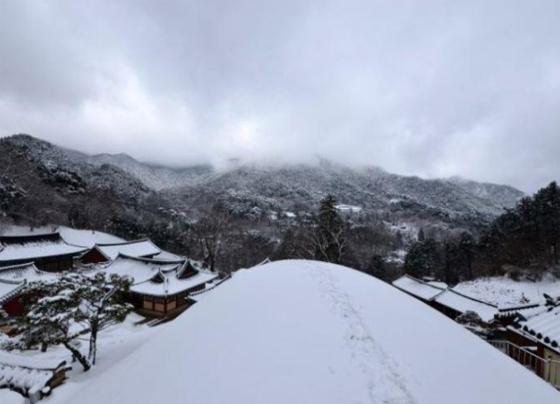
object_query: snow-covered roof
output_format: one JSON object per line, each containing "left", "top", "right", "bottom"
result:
{"left": 131, "top": 270, "right": 217, "bottom": 297}
{"left": 496, "top": 303, "right": 543, "bottom": 319}
{"left": 0, "top": 233, "right": 87, "bottom": 264}
{"left": 392, "top": 274, "right": 447, "bottom": 301}
{"left": 91, "top": 239, "right": 162, "bottom": 261}
{"left": 97, "top": 254, "right": 217, "bottom": 297}
{"left": 53, "top": 260, "right": 560, "bottom": 404}
{"left": 433, "top": 289, "right": 499, "bottom": 322}
{"left": 512, "top": 306, "right": 560, "bottom": 354}
{"left": 0, "top": 279, "right": 23, "bottom": 305}
{"left": 0, "top": 350, "right": 68, "bottom": 398}
{"left": 0, "top": 262, "right": 59, "bottom": 304}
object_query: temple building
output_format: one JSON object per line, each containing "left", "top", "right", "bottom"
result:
{"left": 0, "top": 233, "right": 87, "bottom": 271}
{"left": 91, "top": 254, "right": 218, "bottom": 316}
{"left": 0, "top": 262, "right": 59, "bottom": 316}
{"left": 80, "top": 239, "right": 163, "bottom": 264}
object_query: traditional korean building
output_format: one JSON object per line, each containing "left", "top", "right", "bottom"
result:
{"left": 505, "top": 303, "right": 560, "bottom": 387}
{"left": 393, "top": 274, "right": 499, "bottom": 325}
{"left": 80, "top": 239, "right": 162, "bottom": 264}
{"left": 0, "top": 233, "right": 87, "bottom": 271}
{"left": 0, "top": 262, "right": 59, "bottom": 316}
{"left": 392, "top": 274, "right": 447, "bottom": 303}
{"left": 431, "top": 289, "right": 499, "bottom": 324}
{"left": 95, "top": 254, "right": 218, "bottom": 317}
{"left": 495, "top": 303, "right": 542, "bottom": 327}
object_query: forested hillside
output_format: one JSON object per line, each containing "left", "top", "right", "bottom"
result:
{"left": 1, "top": 133, "right": 549, "bottom": 278}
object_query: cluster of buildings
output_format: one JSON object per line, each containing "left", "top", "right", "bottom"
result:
{"left": 393, "top": 274, "right": 560, "bottom": 388}
{"left": 0, "top": 233, "right": 219, "bottom": 318}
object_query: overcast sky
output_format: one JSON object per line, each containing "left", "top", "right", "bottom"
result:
{"left": 0, "top": 0, "right": 558, "bottom": 192}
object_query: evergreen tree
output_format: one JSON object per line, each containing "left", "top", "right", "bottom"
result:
{"left": 15, "top": 272, "right": 133, "bottom": 370}
{"left": 368, "top": 254, "right": 387, "bottom": 281}
{"left": 458, "top": 232, "right": 476, "bottom": 280}
{"left": 312, "top": 195, "right": 347, "bottom": 264}
{"left": 404, "top": 237, "right": 441, "bottom": 279}
{"left": 404, "top": 241, "right": 428, "bottom": 278}
{"left": 477, "top": 181, "right": 560, "bottom": 274}
{"left": 442, "top": 241, "right": 460, "bottom": 285}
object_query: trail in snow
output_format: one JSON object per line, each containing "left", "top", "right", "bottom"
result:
{"left": 310, "top": 263, "right": 416, "bottom": 404}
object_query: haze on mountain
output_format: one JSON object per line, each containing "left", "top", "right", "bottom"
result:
{"left": 0, "top": 0, "right": 559, "bottom": 193}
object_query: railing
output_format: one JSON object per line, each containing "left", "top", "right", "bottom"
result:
{"left": 489, "top": 340, "right": 560, "bottom": 389}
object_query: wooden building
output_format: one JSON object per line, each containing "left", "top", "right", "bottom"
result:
{"left": 431, "top": 289, "right": 498, "bottom": 324}
{"left": 0, "top": 233, "right": 87, "bottom": 272}
{"left": 0, "top": 262, "right": 58, "bottom": 316}
{"left": 392, "top": 274, "right": 447, "bottom": 304}
{"left": 505, "top": 304, "right": 560, "bottom": 387}
{"left": 92, "top": 254, "right": 218, "bottom": 317}
{"left": 393, "top": 274, "right": 499, "bottom": 325}
{"left": 80, "top": 239, "right": 162, "bottom": 264}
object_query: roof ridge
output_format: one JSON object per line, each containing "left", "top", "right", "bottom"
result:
{"left": 0, "top": 261, "right": 37, "bottom": 272}
{"left": 445, "top": 288, "right": 498, "bottom": 308}
{"left": 0, "top": 231, "right": 61, "bottom": 239}
{"left": 0, "top": 278, "right": 25, "bottom": 285}
{"left": 96, "top": 238, "right": 153, "bottom": 247}
{"left": 400, "top": 274, "right": 448, "bottom": 291}
{"left": 115, "top": 253, "right": 186, "bottom": 265}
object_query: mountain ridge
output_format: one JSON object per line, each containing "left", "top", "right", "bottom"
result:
{"left": 1, "top": 134, "right": 525, "bottom": 227}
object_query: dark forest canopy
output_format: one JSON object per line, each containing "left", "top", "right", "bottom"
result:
{"left": 404, "top": 182, "right": 560, "bottom": 283}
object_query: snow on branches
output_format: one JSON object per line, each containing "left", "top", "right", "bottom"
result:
{"left": 11, "top": 272, "right": 133, "bottom": 371}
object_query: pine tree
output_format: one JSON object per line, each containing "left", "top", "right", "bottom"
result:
{"left": 17, "top": 272, "right": 133, "bottom": 370}
{"left": 442, "top": 241, "right": 460, "bottom": 285}
{"left": 368, "top": 254, "right": 387, "bottom": 281}
{"left": 312, "top": 195, "right": 347, "bottom": 264}
{"left": 404, "top": 241, "right": 427, "bottom": 278}
{"left": 404, "top": 237, "right": 441, "bottom": 279}
{"left": 477, "top": 181, "right": 560, "bottom": 274}
{"left": 458, "top": 232, "right": 476, "bottom": 280}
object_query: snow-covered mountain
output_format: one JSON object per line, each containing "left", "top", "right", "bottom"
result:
{"left": 68, "top": 150, "right": 212, "bottom": 190}
{"left": 74, "top": 152, "right": 523, "bottom": 223}
{"left": 1, "top": 135, "right": 151, "bottom": 206}
{"left": 1, "top": 134, "right": 524, "bottom": 231}
{"left": 165, "top": 162, "right": 523, "bottom": 228}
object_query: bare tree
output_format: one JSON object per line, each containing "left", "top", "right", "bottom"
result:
{"left": 195, "top": 206, "right": 233, "bottom": 273}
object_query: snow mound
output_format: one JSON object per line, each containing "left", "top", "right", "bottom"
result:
{"left": 0, "top": 389, "right": 25, "bottom": 404}
{"left": 52, "top": 260, "right": 559, "bottom": 404}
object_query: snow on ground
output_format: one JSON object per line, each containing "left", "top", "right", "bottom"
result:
{"left": 1, "top": 313, "right": 157, "bottom": 404}
{"left": 454, "top": 275, "right": 560, "bottom": 307}
{"left": 48, "top": 260, "right": 559, "bottom": 404}
{"left": 0, "top": 389, "right": 25, "bottom": 404}
{"left": 2, "top": 225, "right": 124, "bottom": 248}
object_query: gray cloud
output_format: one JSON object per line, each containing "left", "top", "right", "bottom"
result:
{"left": 0, "top": 0, "right": 558, "bottom": 192}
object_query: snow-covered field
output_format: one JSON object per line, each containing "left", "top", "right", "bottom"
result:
{"left": 454, "top": 275, "right": 560, "bottom": 307}
{"left": 40, "top": 260, "right": 559, "bottom": 404}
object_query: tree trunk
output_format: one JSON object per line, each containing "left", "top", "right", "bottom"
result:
{"left": 88, "top": 323, "right": 98, "bottom": 365}
{"left": 63, "top": 341, "right": 91, "bottom": 372}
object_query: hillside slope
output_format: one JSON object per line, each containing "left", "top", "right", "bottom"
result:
{"left": 0, "top": 135, "right": 164, "bottom": 230}
{"left": 68, "top": 150, "right": 213, "bottom": 190}
{"left": 166, "top": 162, "right": 523, "bottom": 228}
